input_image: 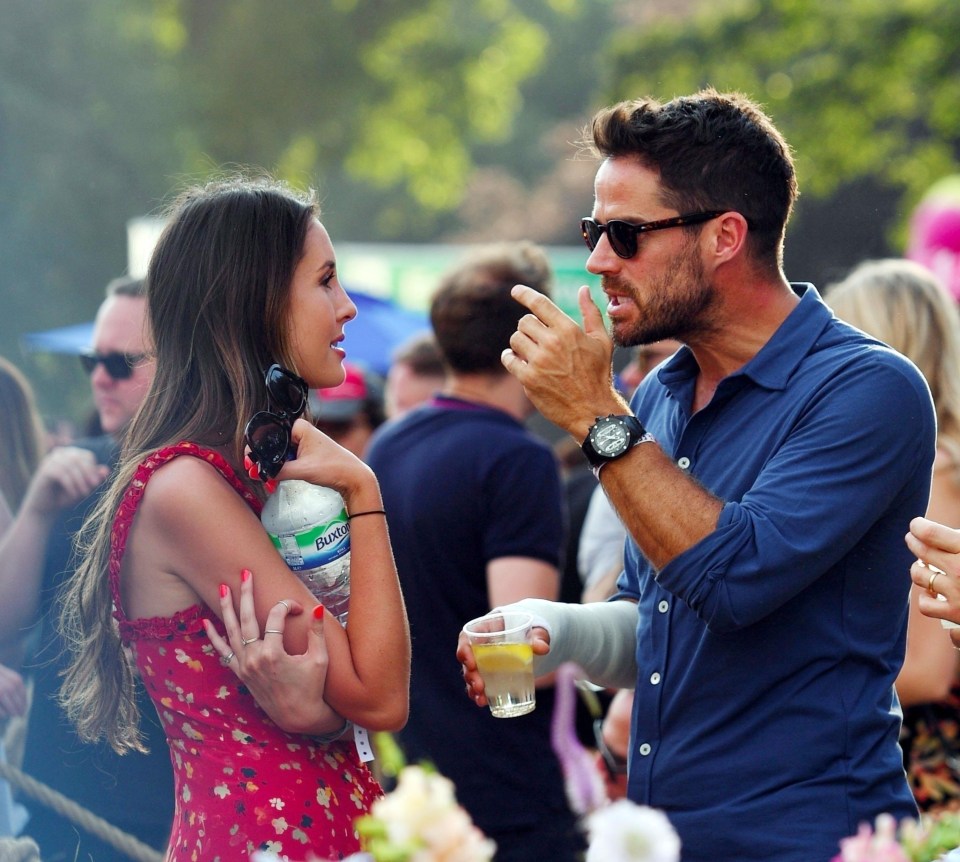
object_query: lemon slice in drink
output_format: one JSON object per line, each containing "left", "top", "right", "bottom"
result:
{"left": 473, "top": 642, "right": 532, "bottom": 673}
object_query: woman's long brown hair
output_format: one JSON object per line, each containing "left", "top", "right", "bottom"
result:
{"left": 59, "top": 175, "right": 317, "bottom": 752}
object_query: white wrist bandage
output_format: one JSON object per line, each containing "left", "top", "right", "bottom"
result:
{"left": 501, "top": 599, "right": 638, "bottom": 690}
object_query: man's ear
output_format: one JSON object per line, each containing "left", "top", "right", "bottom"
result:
{"left": 708, "top": 211, "right": 750, "bottom": 265}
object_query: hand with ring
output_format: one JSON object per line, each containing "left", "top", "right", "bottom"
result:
{"left": 203, "top": 569, "right": 343, "bottom": 736}
{"left": 906, "top": 516, "right": 960, "bottom": 644}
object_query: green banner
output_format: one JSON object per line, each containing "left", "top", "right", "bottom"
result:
{"left": 336, "top": 242, "right": 602, "bottom": 321}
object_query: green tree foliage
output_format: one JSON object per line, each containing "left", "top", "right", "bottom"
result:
{"left": 0, "top": 0, "right": 183, "bottom": 422}
{"left": 0, "top": 0, "right": 606, "bottom": 424}
{"left": 162, "top": 0, "right": 600, "bottom": 240}
{"left": 604, "top": 0, "right": 960, "bottom": 247}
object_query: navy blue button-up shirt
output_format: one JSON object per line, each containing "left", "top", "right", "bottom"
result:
{"left": 617, "top": 285, "right": 935, "bottom": 862}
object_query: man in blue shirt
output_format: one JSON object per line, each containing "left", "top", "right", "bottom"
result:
{"left": 459, "top": 89, "right": 936, "bottom": 861}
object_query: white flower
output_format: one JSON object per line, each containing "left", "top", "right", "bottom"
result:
{"left": 585, "top": 799, "right": 681, "bottom": 862}
{"left": 360, "top": 766, "right": 495, "bottom": 862}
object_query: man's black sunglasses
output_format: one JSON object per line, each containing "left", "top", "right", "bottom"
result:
{"left": 243, "top": 364, "right": 309, "bottom": 482}
{"left": 79, "top": 350, "right": 147, "bottom": 381}
{"left": 580, "top": 211, "right": 725, "bottom": 260}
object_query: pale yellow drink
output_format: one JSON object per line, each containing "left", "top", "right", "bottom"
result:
{"left": 472, "top": 641, "right": 535, "bottom": 718}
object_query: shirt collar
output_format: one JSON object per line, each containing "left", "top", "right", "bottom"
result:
{"left": 659, "top": 283, "right": 832, "bottom": 393}
{"left": 741, "top": 283, "right": 833, "bottom": 391}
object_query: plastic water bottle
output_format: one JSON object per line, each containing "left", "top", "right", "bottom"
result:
{"left": 260, "top": 479, "right": 351, "bottom": 624}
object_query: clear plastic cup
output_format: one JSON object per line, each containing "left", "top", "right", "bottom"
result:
{"left": 463, "top": 611, "right": 536, "bottom": 718}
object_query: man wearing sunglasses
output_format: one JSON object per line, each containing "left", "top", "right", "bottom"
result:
{"left": 0, "top": 276, "right": 173, "bottom": 860}
{"left": 462, "top": 90, "right": 936, "bottom": 862}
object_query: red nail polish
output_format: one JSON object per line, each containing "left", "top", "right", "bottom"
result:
{"left": 313, "top": 605, "right": 325, "bottom": 620}
{"left": 219, "top": 584, "right": 228, "bottom": 598}
{"left": 243, "top": 454, "right": 253, "bottom": 470}
{"left": 264, "top": 479, "right": 278, "bottom": 494}
{"left": 241, "top": 569, "right": 251, "bottom": 583}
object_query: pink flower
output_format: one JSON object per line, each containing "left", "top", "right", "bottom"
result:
{"left": 832, "top": 815, "right": 909, "bottom": 862}
{"left": 550, "top": 662, "right": 608, "bottom": 815}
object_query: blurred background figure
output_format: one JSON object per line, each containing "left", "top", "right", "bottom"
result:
{"left": 0, "top": 357, "right": 46, "bottom": 537}
{"left": 367, "top": 240, "right": 582, "bottom": 861}
{"left": 828, "top": 258, "right": 960, "bottom": 814}
{"left": 384, "top": 331, "right": 446, "bottom": 420}
{"left": 615, "top": 339, "right": 683, "bottom": 401}
{"left": 0, "top": 276, "right": 174, "bottom": 861}
{"left": 0, "top": 355, "right": 46, "bottom": 799}
{"left": 308, "top": 362, "right": 386, "bottom": 459}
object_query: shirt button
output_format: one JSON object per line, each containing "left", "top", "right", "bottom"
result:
{"left": 650, "top": 672, "right": 661, "bottom": 685}
{"left": 677, "top": 456, "right": 691, "bottom": 469}
{"left": 658, "top": 600, "right": 669, "bottom": 613}
{"left": 639, "top": 743, "right": 652, "bottom": 756}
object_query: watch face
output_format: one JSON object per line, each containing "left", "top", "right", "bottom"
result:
{"left": 591, "top": 419, "right": 630, "bottom": 457}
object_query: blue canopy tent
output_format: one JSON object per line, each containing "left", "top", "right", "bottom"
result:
{"left": 21, "top": 290, "right": 429, "bottom": 377}
{"left": 20, "top": 322, "right": 100, "bottom": 355}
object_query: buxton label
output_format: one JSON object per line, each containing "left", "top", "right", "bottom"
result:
{"left": 268, "top": 513, "right": 350, "bottom": 570}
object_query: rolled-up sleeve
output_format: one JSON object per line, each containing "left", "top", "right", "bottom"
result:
{"left": 655, "top": 352, "right": 933, "bottom": 632}
{"left": 653, "top": 351, "right": 935, "bottom": 632}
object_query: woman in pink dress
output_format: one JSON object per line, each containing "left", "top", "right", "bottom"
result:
{"left": 58, "top": 176, "right": 410, "bottom": 860}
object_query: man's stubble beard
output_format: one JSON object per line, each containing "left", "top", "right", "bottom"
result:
{"left": 606, "top": 246, "right": 713, "bottom": 349}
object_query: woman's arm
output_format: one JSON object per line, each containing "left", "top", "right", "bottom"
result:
{"left": 901, "top": 455, "right": 960, "bottom": 694}
{"left": 126, "top": 429, "right": 407, "bottom": 733}
{"left": 203, "top": 572, "right": 342, "bottom": 736}
{"left": 275, "top": 420, "right": 410, "bottom": 731}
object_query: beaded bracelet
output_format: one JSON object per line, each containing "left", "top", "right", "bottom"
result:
{"left": 347, "top": 509, "right": 387, "bottom": 520}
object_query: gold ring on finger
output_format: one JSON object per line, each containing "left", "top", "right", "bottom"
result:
{"left": 220, "top": 651, "right": 235, "bottom": 667}
{"left": 241, "top": 636, "right": 259, "bottom": 646}
{"left": 264, "top": 629, "right": 283, "bottom": 635}
{"left": 928, "top": 570, "right": 942, "bottom": 597}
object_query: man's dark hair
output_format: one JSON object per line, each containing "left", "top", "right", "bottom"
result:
{"left": 587, "top": 87, "right": 798, "bottom": 267}
{"left": 105, "top": 275, "right": 146, "bottom": 298}
{"left": 430, "top": 241, "right": 553, "bottom": 375}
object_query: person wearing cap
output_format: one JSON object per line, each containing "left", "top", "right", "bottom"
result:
{"left": 309, "top": 362, "right": 386, "bottom": 459}
{"left": 0, "top": 276, "right": 173, "bottom": 860}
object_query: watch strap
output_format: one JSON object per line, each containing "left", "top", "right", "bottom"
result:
{"left": 591, "top": 430, "right": 655, "bottom": 478}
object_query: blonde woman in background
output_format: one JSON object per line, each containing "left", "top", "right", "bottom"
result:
{"left": 828, "top": 258, "right": 960, "bottom": 813}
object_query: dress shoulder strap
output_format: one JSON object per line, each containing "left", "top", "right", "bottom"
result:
{"left": 109, "top": 442, "right": 262, "bottom": 622}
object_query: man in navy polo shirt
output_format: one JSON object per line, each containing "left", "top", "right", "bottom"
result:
{"left": 368, "top": 241, "right": 582, "bottom": 862}
{"left": 462, "top": 89, "right": 936, "bottom": 861}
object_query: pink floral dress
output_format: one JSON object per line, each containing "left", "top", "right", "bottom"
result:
{"left": 110, "top": 443, "right": 382, "bottom": 861}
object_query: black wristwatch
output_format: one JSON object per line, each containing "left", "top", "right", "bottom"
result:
{"left": 581, "top": 414, "right": 654, "bottom": 474}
